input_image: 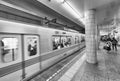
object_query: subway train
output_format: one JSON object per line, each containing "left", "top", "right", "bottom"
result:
{"left": 0, "top": 19, "right": 85, "bottom": 81}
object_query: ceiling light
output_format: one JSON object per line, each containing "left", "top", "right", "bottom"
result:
{"left": 62, "top": 2, "right": 80, "bottom": 19}
{"left": 55, "top": 0, "right": 65, "bottom": 3}
{"left": 55, "top": 0, "right": 85, "bottom": 24}
{"left": 61, "top": 1, "right": 85, "bottom": 24}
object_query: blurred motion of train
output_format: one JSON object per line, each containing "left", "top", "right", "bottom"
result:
{"left": 0, "top": 19, "right": 85, "bottom": 81}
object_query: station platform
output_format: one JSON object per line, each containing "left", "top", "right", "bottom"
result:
{"left": 58, "top": 42, "right": 120, "bottom": 81}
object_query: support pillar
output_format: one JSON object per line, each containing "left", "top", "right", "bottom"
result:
{"left": 85, "top": 9, "right": 97, "bottom": 64}
{"left": 96, "top": 25, "right": 100, "bottom": 50}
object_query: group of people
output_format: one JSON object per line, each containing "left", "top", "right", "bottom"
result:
{"left": 53, "top": 37, "right": 71, "bottom": 50}
{"left": 104, "top": 36, "right": 118, "bottom": 52}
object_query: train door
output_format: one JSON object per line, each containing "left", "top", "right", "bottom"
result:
{"left": 0, "top": 34, "right": 22, "bottom": 81}
{"left": 23, "top": 35, "right": 40, "bottom": 78}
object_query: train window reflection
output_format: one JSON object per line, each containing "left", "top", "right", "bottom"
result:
{"left": 81, "top": 36, "right": 85, "bottom": 42}
{"left": 61, "top": 36, "right": 72, "bottom": 48}
{"left": 52, "top": 35, "right": 72, "bottom": 50}
{"left": 52, "top": 36, "right": 61, "bottom": 50}
{"left": 66, "top": 37, "right": 71, "bottom": 46}
{"left": 60, "top": 37, "right": 66, "bottom": 48}
{"left": 75, "top": 36, "right": 79, "bottom": 44}
{"left": 27, "top": 37, "right": 37, "bottom": 56}
{"left": 1, "top": 38, "right": 18, "bottom": 63}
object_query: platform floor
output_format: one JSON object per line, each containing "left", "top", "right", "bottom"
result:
{"left": 58, "top": 42, "right": 120, "bottom": 81}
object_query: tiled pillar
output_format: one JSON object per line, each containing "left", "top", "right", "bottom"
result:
{"left": 96, "top": 25, "right": 100, "bottom": 50}
{"left": 85, "top": 9, "right": 97, "bottom": 64}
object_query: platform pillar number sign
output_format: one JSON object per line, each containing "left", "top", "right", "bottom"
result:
{"left": 85, "top": 9, "right": 97, "bottom": 64}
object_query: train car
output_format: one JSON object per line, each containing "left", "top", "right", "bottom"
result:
{"left": 0, "top": 19, "right": 85, "bottom": 81}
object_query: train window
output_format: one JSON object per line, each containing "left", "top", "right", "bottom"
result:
{"left": 81, "top": 36, "right": 85, "bottom": 42}
{"left": 27, "top": 37, "right": 37, "bottom": 56}
{"left": 52, "top": 36, "right": 61, "bottom": 50}
{"left": 24, "top": 35, "right": 39, "bottom": 60}
{"left": 61, "top": 36, "right": 72, "bottom": 48}
{"left": 1, "top": 38, "right": 18, "bottom": 63}
{"left": 66, "top": 36, "right": 72, "bottom": 46}
{"left": 75, "top": 36, "right": 79, "bottom": 44}
{"left": 60, "top": 36, "right": 67, "bottom": 48}
{"left": 52, "top": 35, "right": 72, "bottom": 50}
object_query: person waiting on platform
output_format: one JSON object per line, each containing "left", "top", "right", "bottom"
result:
{"left": 103, "top": 35, "right": 112, "bottom": 52}
{"left": 111, "top": 37, "right": 118, "bottom": 51}
{"left": 103, "top": 41, "right": 111, "bottom": 52}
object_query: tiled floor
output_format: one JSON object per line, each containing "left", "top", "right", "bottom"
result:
{"left": 58, "top": 42, "right": 120, "bottom": 81}
{"left": 58, "top": 52, "right": 86, "bottom": 81}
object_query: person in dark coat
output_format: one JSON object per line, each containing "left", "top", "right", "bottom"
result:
{"left": 28, "top": 41, "right": 37, "bottom": 56}
{"left": 111, "top": 37, "right": 118, "bottom": 51}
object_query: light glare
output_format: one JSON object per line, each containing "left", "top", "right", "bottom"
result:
{"left": 56, "top": 0, "right": 64, "bottom": 3}
{"left": 62, "top": 1, "right": 85, "bottom": 24}
{"left": 62, "top": 2, "right": 80, "bottom": 19}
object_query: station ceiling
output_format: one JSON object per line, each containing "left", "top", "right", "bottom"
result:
{"left": 38, "top": 0, "right": 120, "bottom": 33}
{"left": 1, "top": 0, "right": 120, "bottom": 33}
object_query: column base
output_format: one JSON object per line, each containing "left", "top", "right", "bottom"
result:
{"left": 86, "top": 58, "right": 97, "bottom": 64}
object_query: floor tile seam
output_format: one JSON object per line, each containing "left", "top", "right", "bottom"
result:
{"left": 71, "top": 61, "right": 86, "bottom": 81}
{"left": 59, "top": 75, "right": 71, "bottom": 81}
{"left": 68, "top": 53, "right": 86, "bottom": 71}
{"left": 98, "top": 50, "right": 107, "bottom": 69}
{"left": 59, "top": 61, "right": 84, "bottom": 80}
{"left": 69, "top": 54, "right": 86, "bottom": 72}
{"left": 45, "top": 50, "right": 85, "bottom": 81}
{"left": 58, "top": 53, "right": 86, "bottom": 81}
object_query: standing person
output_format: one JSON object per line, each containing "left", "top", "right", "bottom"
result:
{"left": 111, "top": 37, "right": 118, "bottom": 51}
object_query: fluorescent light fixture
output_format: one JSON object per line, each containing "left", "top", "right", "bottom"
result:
{"left": 62, "top": 1, "right": 80, "bottom": 19}
{"left": 61, "top": 1, "right": 85, "bottom": 24}
{"left": 55, "top": 0, "right": 85, "bottom": 24}
{"left": 78, "top": 18, "right": 85, "bottom": 24}
{"left": 55, "top": 0, "right": 65, "bottom": 3}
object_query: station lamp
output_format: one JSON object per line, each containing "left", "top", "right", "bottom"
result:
{"left": 56, "top": 0, "right": 85, "bottom": 24}
{"left": 55, "top": 0, "right": 65, "bottom": 3}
